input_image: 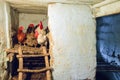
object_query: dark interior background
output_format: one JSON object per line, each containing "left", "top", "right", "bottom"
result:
{"left": 96, "top": 13, "right": 120, "bottom": 80}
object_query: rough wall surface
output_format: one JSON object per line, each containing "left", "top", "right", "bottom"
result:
{"left": 0, "top": 0, "right": 8, "bottom": 80}
{"left": 10, "top": 8, "right": 19, "bottom": 47}
{"left": 48, "top": 3, "right": 96, "bottom": 80}
{"left": 19, "top": 13, "right": 48, "bottom": 29}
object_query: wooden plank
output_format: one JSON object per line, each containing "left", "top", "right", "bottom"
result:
{"left": 18, "top": 67, "right": 52, "bottom": 73}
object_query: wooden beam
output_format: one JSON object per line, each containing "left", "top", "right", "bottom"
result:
{"left": 92, "top": 0, "right": 118, "bottom": 8}
{"left": 17, "top": 8, "right": 47, "bottom": 14}
{"left": 6, "top": 0, "right": 104, "bottom": 5}
{"left": 93, "top": 1, "right": 120, "bottom": 17}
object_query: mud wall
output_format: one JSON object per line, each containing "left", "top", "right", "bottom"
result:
{"left": 48, "top": 3, "right": 96, "bottom": 80}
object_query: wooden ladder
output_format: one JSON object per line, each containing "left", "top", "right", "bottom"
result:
{"left": 17, "top": 46, "right": 51, "bottom": 80}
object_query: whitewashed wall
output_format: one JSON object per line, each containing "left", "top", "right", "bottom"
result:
{"left": 0, "top": 1, "right": 10, "bottom": 80}
{"left": 19, "top": 13, "right": 48, "bottom": 30}
{"left": 48, "top": 3, "right": 96, "bottom": 80}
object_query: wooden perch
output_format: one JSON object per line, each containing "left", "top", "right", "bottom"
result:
{"left": 18, "top": 67, "right": 52, "bottom": 73}
{"left": 6, "top": 49, "right": 44, "bottom": 54}
{"left": 6, "top": 45, "right": 44, "bottom": 54}
{"left": 16, "top": 54, "right": 50, "bottom": 58}
{"left": 6, "top": 49, "right": 18, "bottom": 53}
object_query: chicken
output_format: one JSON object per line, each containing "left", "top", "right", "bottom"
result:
{"left": 35, "top": 21, "right": 46, "bottom": 35}
{"left": 35, "top": 21, "right": 46, "bottom": 45}
{"left": 24, "top": 23, "right": 38, "bottom": 47}
{"left": 44, "top": 26, "right": 50, "bottom": 34}
{"left": 39, "top": 21, "right": 43, "bottom": 30}
{"left": 17, "top": 26, "right": 26, "bottom": 45}
{"left": 33, "top": 24, "right": 39, "bottom": 33}
{"left": 24, "top": 32, "right": 38, "bottom": 47}
{"left": 26, "top": 23, "right": 34, "bottom": 34}
{"left": 35, "top": 31, "right": 47, "bottom": 46}
{"left": 34, "top": 21, "right": 48, "bottom": 46}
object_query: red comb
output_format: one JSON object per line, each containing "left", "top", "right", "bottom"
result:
{"left": 19, "top": 26, "right": 24, "bottom": 30}
{"left": 29, "top": 24, "right": 34, "bottom": 27}
{"left": 39, "top": 21, "right": 43, "bottom": 30}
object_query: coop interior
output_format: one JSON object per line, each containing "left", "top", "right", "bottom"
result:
{"left": 6, "top": 3, "right": 51, "bottom": 80}
{"left": 2, "top": 1, "right": 120, "bottom": 80}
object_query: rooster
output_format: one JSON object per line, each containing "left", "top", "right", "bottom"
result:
{"left": 34, "top": 21, "right": 47, "bottom": 47}
{"left": 44, "top": 26, "right": 50, "bottom": 34}
{"left": 17, "top": 26, "right": 26, "bottom": 45}
{"left": 35, "top": 21, "right": 46, "bottom": 35}
{"left": 35, "top": 31, "right": 47, "bottom": 47}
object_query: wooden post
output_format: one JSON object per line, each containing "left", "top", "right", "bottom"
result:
{"left": 18, "top": 46, "right": 23, "bottom": 80}
{"left": 43, "top": 47, "right": 51, "bottom": 80}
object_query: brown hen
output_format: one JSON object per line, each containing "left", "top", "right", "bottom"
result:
{"left": 17, "top": 26, "right": 26, "bottom": 45}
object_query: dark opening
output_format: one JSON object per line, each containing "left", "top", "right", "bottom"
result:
{"left": 96, "top": 13, "right": 120, "bottom": 80}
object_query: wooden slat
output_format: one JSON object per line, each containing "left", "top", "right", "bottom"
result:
{"left": 16, "top": 54, "right": 50, "bottom": 58}
{"left": 18, "top": 67, "right": 51, "bottom": 73}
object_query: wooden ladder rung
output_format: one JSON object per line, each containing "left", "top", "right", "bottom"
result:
{"left": 6, "top": 49, "right": 44, "bottom": 54}
{"left": 17, "top": 54, "right": 50, "bottom": 58}
{"left": 18, "top": 67, "right": 52, "bottom": 73}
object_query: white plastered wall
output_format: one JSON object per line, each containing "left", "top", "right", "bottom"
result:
{"left": 48, "top": 3, "right": 96, "bottom": 80}
{"left": 0, "top": 1, "right": 11, "bottom": 80}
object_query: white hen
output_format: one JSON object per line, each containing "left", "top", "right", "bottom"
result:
{"left": 37, "top": 33, "right": 47, "bottom": 45}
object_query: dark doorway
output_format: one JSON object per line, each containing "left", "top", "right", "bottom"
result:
{"left": 96, "top": 13, "right": 120, "bottom": 80}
